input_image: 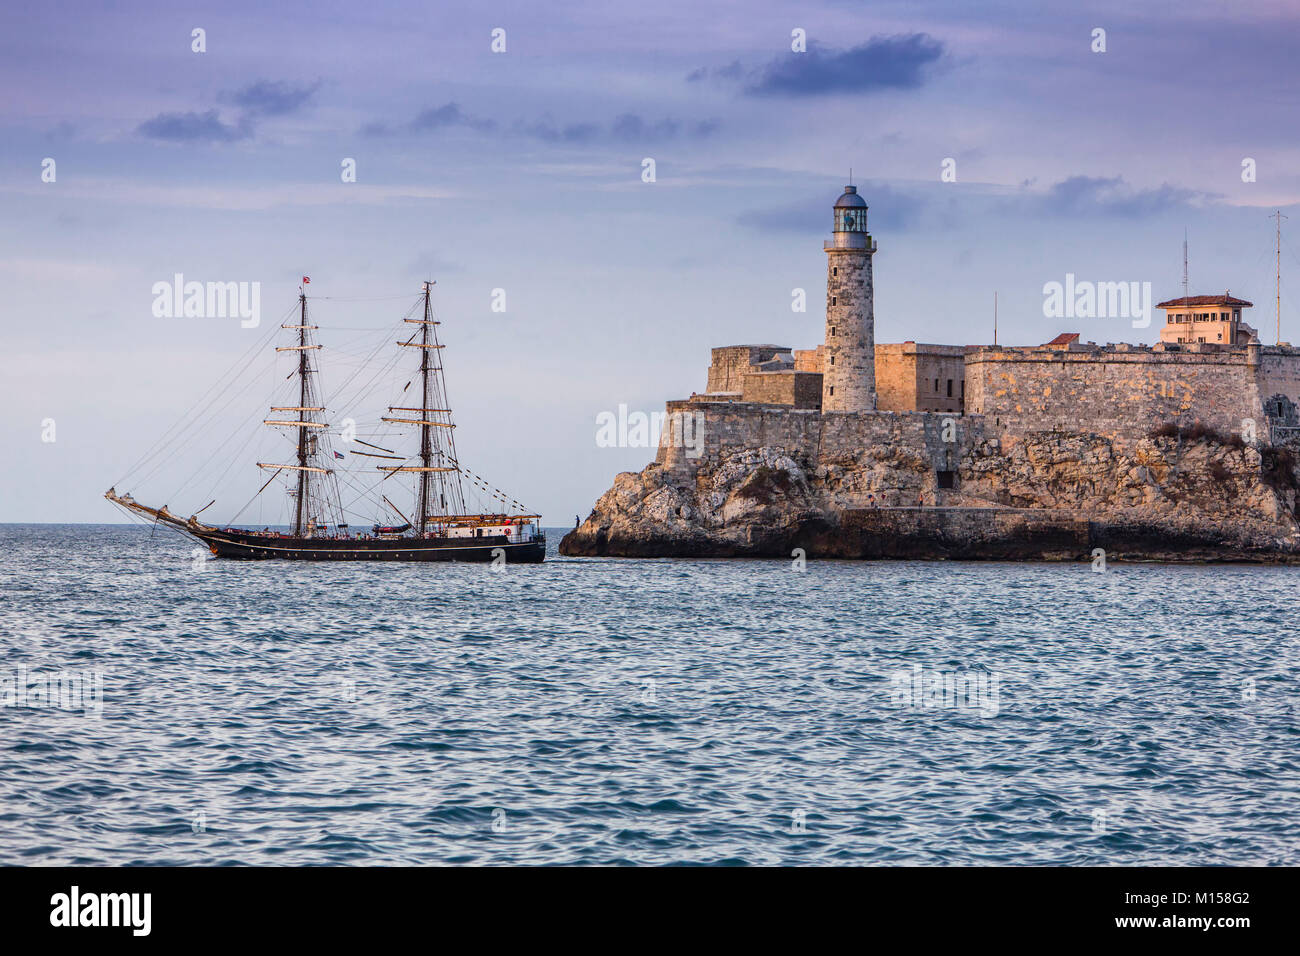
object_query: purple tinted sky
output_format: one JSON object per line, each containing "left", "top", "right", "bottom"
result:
{"left": 3, "top": 0, "right": 1299, "bottom": 522}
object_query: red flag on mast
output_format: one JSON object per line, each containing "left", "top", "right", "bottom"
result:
{"left": 302, "top": 276, "right": 310, "bottom": 284}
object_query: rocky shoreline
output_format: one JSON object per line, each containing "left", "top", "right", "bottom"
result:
{"left": 560, "top": 424, "right": 1300, "bottom": 563}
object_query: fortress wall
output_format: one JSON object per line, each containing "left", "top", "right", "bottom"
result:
{"left": 910, "top": 348, "right": 967, "bottom": 414}
{"left": 706, "top": 345, "right": 787, "bottom": 394}
{"left": 965, "top": 348, "right": 1264, "bottom": 441}
{"left": 1257, "top": 347, "right": 1300, "bottom": 407}
{"left": 657, "top": 401, "right": 983, "bottom": 473}
{"left": 875, "top": 343, "right": 967, "bottom": 413}
{"left": 794, "top": 346, "right": 825, "bottom": 374}
{"left": 741, "top": 371, "right": 823, "bottom": 408}
{"left": 873, "top": 344, "right": 915, "bottom": 413}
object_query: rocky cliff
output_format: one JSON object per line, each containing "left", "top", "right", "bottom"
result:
{"left": 560, "top": 415, "right": 1300, "bottom": 562}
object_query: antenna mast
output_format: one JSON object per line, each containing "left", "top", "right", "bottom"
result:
{"left": 993, "top": 291, "right": 998, "bottom": 346}
{"left": 1182, "top": 230, "right": 1189, "bottom": 304}
{"left": 1274, "top": 210, "right": 1288, "bottom": 345}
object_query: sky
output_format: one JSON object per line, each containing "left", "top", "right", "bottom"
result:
{"left": 3, "top": 0, "right": 1300, "bottom": 523}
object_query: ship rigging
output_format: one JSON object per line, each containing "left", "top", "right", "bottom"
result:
{"left": 105, "top": 281, "right": 544, "bottom": 562}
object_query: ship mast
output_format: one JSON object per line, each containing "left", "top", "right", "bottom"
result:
{"left": 294, "top": 290, "right": 309, "bottom": 535}
{"left": 257, "top": 285, "right": 329, "bottom": 536}
{"left": 415, "top": 283, "right": 435, "bottom": 528}
{"left": 380, "top": 281, "right": 466, "bottom": 529}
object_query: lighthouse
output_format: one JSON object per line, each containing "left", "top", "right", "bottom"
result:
{"left": 822, "top": 185, "right": 877, "bottom": 412}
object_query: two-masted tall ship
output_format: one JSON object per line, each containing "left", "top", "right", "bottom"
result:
{"left": 106, "top": 281, "right": 545, "bottom": 562}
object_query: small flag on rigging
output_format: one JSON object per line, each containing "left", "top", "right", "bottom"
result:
{"left": 334, "top": 451, "right": 345, "bottom": 459}
{"left": 302, "top": 276, "right": 311, "bottom": 284}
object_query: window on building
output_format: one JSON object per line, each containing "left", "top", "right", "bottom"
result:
{"left": 829, "top": 386, "right": 834, "bottom": 395}
{"left": 829, "top": 356, "right": 834, "bottom": 365}
{"left": 961, "top": 380, "right": 965, "bottom": 399}
{"left": 832, "top": 296, "right": 837, "bottom": 306}
{"left": 934, "top": 378, "right": 939, "bottom": 392}
{"left": 833, "top": 267, "right": 838, "bottom": 276}
{"left": 936, "top": 470, "right": 956, "bottom": 489}
{"left": 1197, "top": 336, "right": 1206, "bottom": 343}
{"left": 946, "top": 379, "right": 953, "bottom": 397}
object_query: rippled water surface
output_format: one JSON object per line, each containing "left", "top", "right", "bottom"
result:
{"left": 2, "top": 524, "right": 1298, "bottom": 865}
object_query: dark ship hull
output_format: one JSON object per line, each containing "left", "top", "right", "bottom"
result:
{"left": 193, "top": 527, "right": 546, "bottom": 562}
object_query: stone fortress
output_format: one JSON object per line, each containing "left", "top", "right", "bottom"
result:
{"left": 688, "top": 184, "right": 1300, "bottom": 439}
{"left": 562, "top": 186, "right": 1300, "bottom": 561}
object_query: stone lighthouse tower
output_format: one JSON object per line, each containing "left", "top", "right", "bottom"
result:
{"left": 822, "top": 185, "right": 877, "bottom": 412}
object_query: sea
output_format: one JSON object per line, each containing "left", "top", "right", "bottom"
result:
{"left": 1, "top": 523, "right": 1297, "bottom": 866}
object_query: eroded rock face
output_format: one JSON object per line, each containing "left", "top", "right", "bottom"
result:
{"left": 560, "top": 431, "right": 1300, "bottom": 562}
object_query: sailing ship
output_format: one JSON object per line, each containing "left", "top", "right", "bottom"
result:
{"left": 105, "top": 281, "right": 545, "bottom": 562}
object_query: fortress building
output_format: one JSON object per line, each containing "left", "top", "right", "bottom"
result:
{"left": 1158, "top": 294, "right": 1256, "bottom": 345}
{"left": 682, "top": 185, "right": 1300, "bottom": 446}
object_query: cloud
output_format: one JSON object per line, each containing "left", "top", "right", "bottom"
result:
{"left": 611, "top": 113, "right": 686, "bottom": 141}
{"left": 1036, "top": 176, "right": 1215, "bottom": 218}
{"left": 136, "top": 109, "right": 251, "bottom": 143}
{"left": 686, "top": 60, "right": 743, "bottom": 84}
{"left": 363, "top": 102, "right": 496, "bottom": 136}
{"left": 410, "top": 102, "right": 495, "bottom": 133}
{"left": 362, "top": 105, "right": 717, "bottom": 144}
{"left": 517, "top": 118, "right": 600, "bottom": 143}
{"left": 222, "top": 80, "right": 321, "bottom": 117}
{"left": 361, "top": 104, "right": 717, "bottom": 145}
{"left": 737, "top": 175, "right": 1219, "bottom": 237}
{"left": 745, "top": 34, "right": 944, "bottom": 96}
{"left": 520, "top": 113, "right": 719, "bottom": 143}
{"left": 138, "top": 81, "right": 319, "bottom": 143}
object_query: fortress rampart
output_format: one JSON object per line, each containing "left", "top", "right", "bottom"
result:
{"left": 658, "top": 400, "right": 983, "bottom": 476}
{"left": 964, "top": 343, "right": 1269, "bottom": 441}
